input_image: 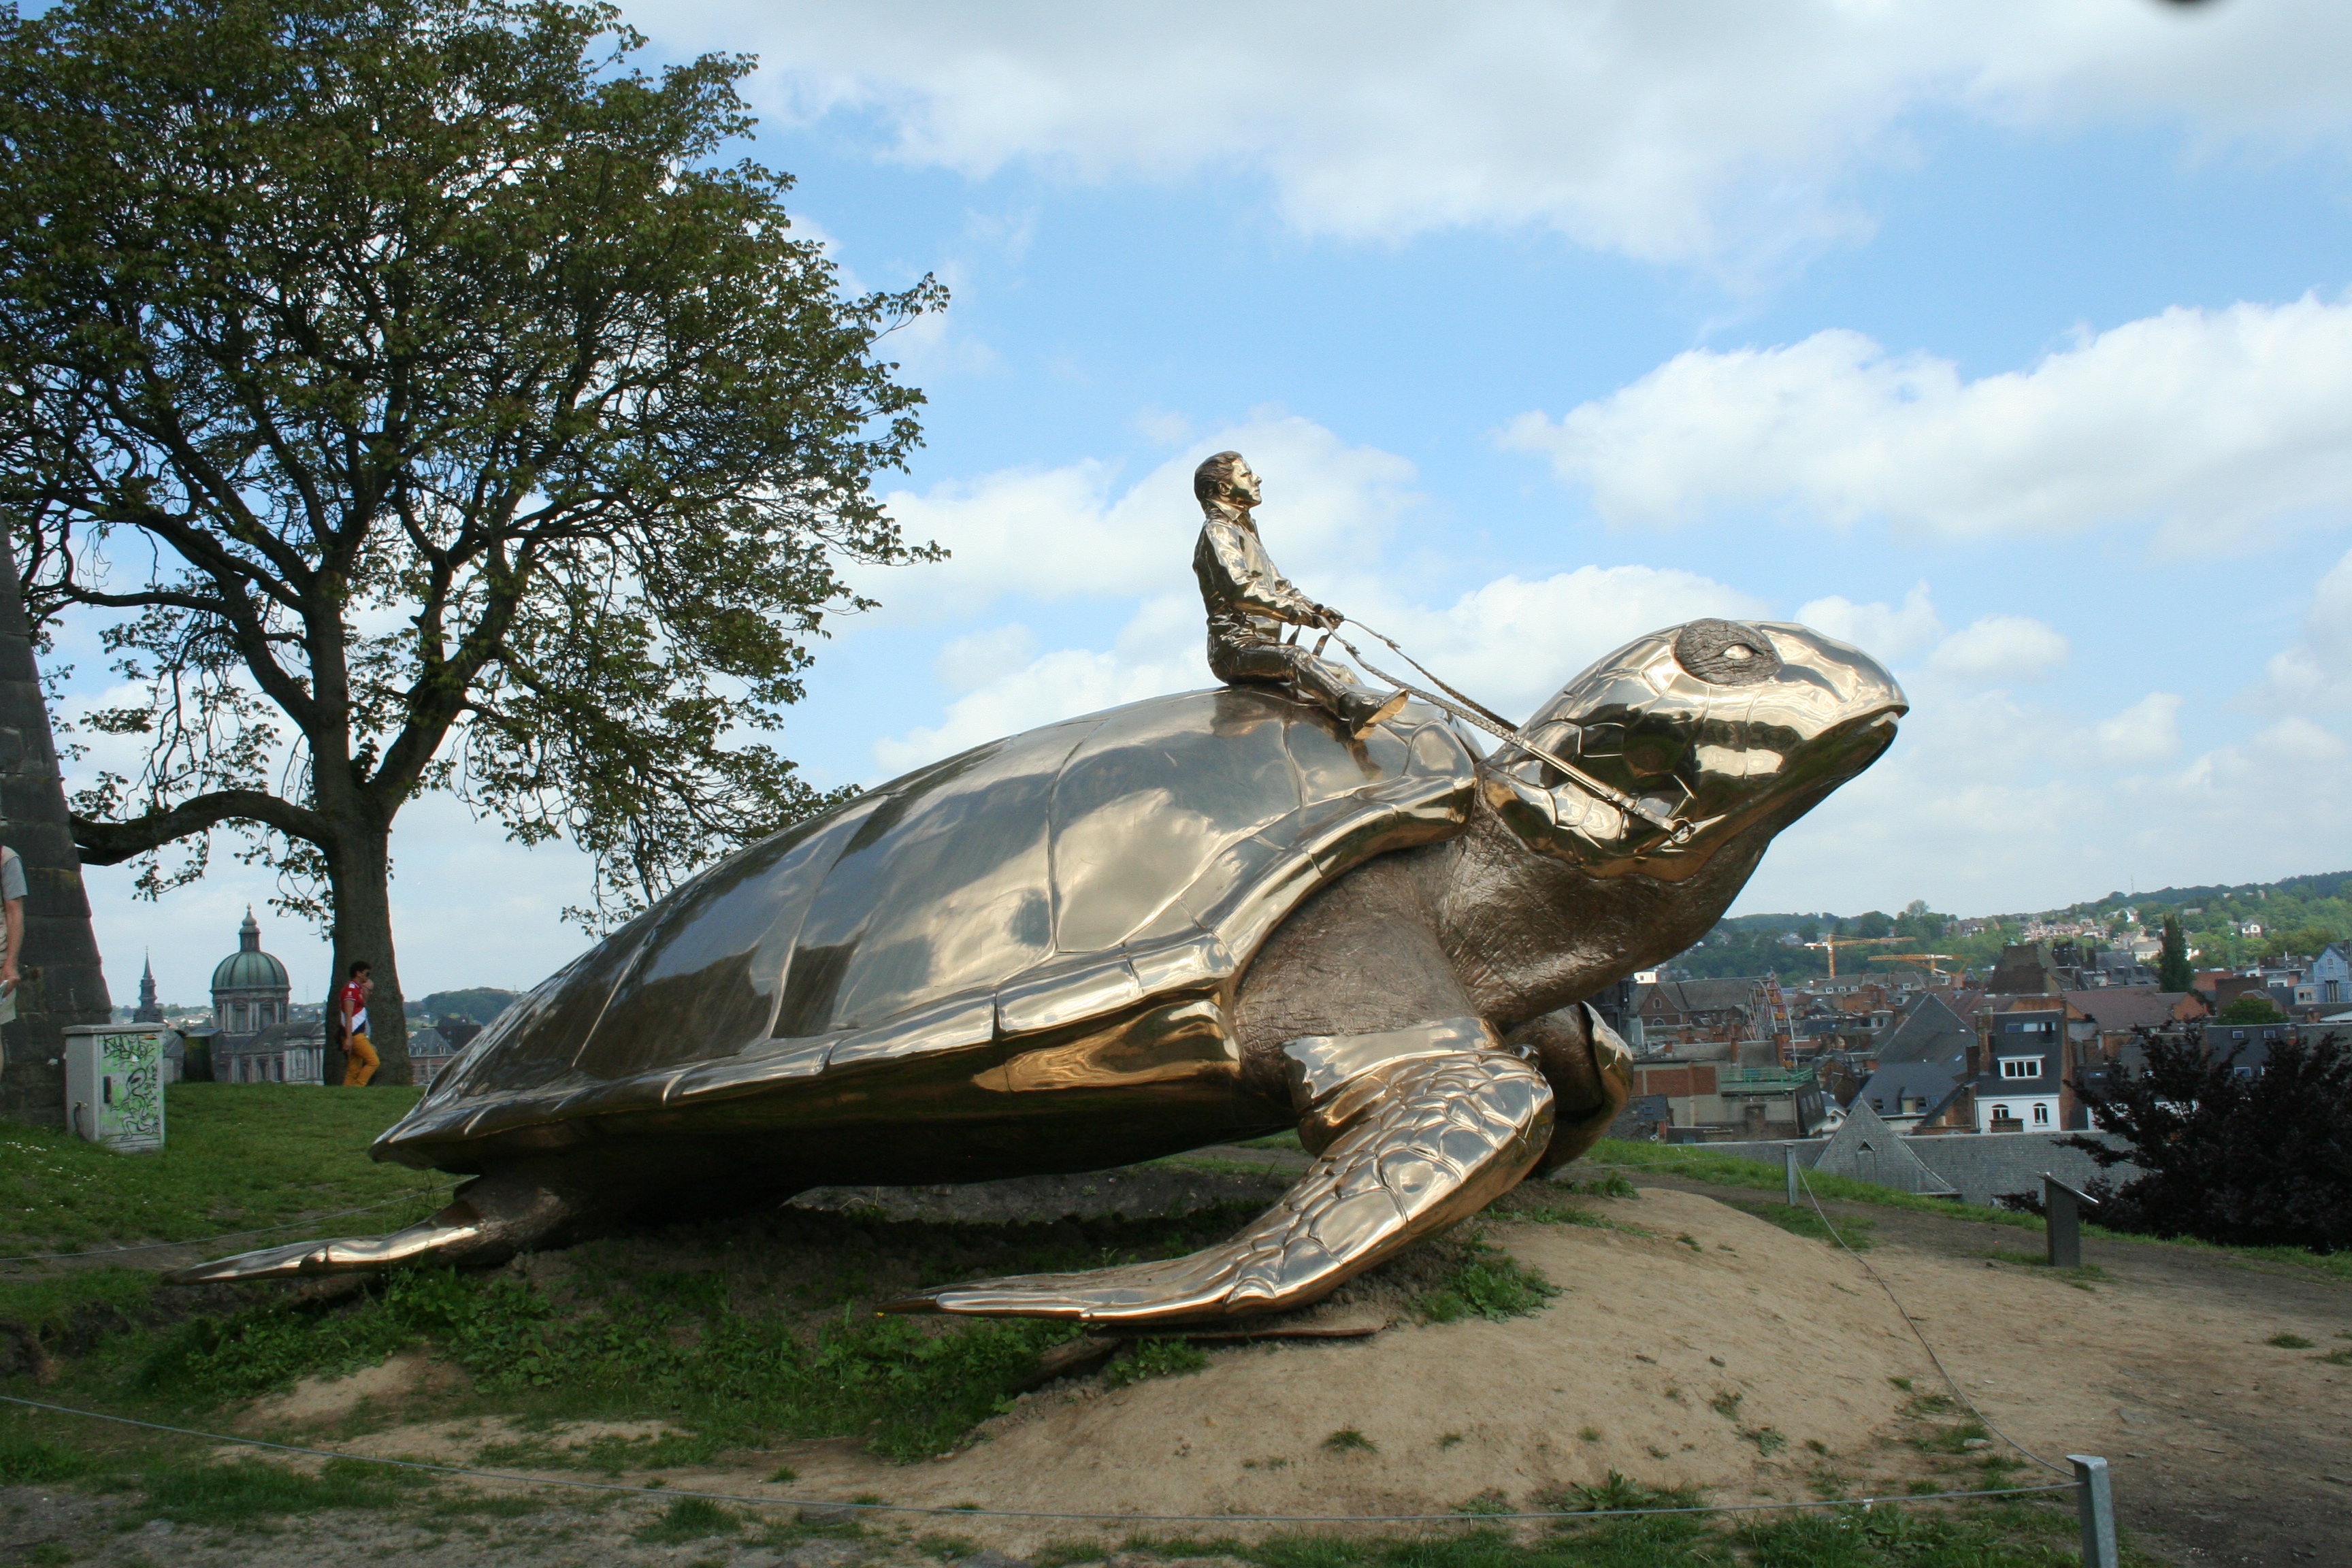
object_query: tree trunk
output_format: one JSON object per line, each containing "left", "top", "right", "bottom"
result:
{"left": 0, "top": 529, "right": 113, "bottom": 1125}
{"left": 326, "top": 826, "right": 410, "bottom": 1086}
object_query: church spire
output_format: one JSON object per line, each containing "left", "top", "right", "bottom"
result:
{"left": 133, "top": 951, "right": 163, "bottom": 1024}
{"left": 239, "top": 906, "right": 260, "bottom": 952}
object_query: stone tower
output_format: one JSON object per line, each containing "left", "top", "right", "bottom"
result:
{"left": 133, "top": 953, "right": 163, "bottom": 1024}
{"left": 0, "top": 528, "right": 113, "bottom": 1126}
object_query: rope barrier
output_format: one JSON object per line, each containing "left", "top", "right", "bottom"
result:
{"left": 0, "top": 1184, "right": 457, "bottom": 1267}
{"left": 0, "top": 1391, "right": 2074, "bottom": 1526}
{"left": 1322, "top": 617, "right": 1686, "bottom": 837}
{"left": 1791, "top": 1165, "right": 2070, "bottom": 1476}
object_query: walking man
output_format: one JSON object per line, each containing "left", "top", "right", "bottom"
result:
{"left": 1192, "top": 451, "right": 1406, "bottom": 738}
{"left": 338, "top": 960, "right": 378, "bottom": 1087}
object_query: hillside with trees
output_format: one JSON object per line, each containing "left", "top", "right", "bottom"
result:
{"left": 1671, "top": 870, "right": 2349, "bottom": 981}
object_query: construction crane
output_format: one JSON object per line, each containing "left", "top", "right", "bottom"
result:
{"left": 1802, "top": 932, "right": 1915, "bottom": 977}
{"left": 1869, "top": 951, "right": 1959, "bottom": 980}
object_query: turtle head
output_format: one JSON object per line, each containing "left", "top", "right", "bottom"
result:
{"left": 1482, "top": 619, "right": 1906, "bottom": 881}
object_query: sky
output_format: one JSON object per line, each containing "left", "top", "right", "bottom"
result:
{"left": 54, "top": 0, "right": 2352, "bottom": 1007}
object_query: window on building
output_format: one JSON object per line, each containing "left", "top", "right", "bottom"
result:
{"left": 1999, "top": 1058, "right": 2041, "bottom": 1079}
{"left": 1992, "top": 1104, "right": 2010, "bottom": 1122}
{"left": 2032, "top": 1103, "right": 2050, "bottom": 1126}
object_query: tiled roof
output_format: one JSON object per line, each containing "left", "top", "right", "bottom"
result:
{"left": 1643, "top": 977, "right": 1761, "bottom": 1015}
{"left": 2061, "top": 988, "right": 2198, "bottom": 1031}
{"left": 1875, "top": 994, "right": 1972, "bottom": 1066}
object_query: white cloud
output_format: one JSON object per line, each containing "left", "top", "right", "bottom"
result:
{"left": 1928, "top": 615, "right": 2070, "bottom": 683}
{"left": 1738, "top": 688, "right": 2352, "bottom": 921}
{"left": 2088, "top": 692, "right": 2183, "bottom": 768}
{"left": 934, "top": 623, "right": 1038, "bottom": 692}
{"left": 1794, "top": 583, "right": 1944, "bottom": 662}
{"left": 2262, "top": 546, "right": 2352, "bottom": 707}
{"left": 851, "top": 412, "right": 1423, "bottom": 625}
{"left": 655, "top": 1, "right": 2352, "bottom": 267}
{"left": 1500, "top": 298, "right": 2352, "bottom": 545}
{"left": 866, "top": 562, "right": 1767, "bottom": 777}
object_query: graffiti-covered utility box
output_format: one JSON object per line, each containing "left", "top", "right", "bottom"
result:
{"left": 62, "top": 1024, "right": 166, "bottom": 1153}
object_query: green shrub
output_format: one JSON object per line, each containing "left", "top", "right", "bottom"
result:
{"left": 635, "top": 1496, "right": 739, "bottom": 1544}
{"left": 1103, "top": 1337, "right": 1209, "bottom": 1388}
{"left": 1419, "top": 1239, "right": 1561, "bottom": 1323}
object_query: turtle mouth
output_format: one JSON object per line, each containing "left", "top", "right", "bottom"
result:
{"left": 1624, "top": 700, "right": 1905, "bottom": 879}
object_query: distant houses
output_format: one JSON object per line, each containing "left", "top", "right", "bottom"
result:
{"left": 1607, "top": 936, "right": 2308, "bottom": 1146}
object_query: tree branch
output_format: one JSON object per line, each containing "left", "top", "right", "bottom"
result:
{"left": 71, "top": 789, "right": 327, "bottom": 864}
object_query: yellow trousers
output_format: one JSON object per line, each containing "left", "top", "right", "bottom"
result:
{"left": 342, "top": 1032, "right": 378, "bottom": 1087}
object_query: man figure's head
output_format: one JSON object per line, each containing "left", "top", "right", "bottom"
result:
{"left": 348, "top": 959, "right": 372, "bottom": 992}
{"left": 1194, "top": 451, "right": 1260, "bottom": 514}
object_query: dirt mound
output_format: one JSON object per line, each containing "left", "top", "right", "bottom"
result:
{"left": 325, "top": 1188, "right": 1949, "bottom": 1554}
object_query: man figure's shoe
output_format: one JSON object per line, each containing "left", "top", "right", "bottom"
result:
{"left": 1339, "top": 687, "right": 1409, "bottom": 738}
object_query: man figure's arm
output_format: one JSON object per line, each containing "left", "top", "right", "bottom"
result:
{"left": 1200, "top": 519, "right": 1336, "bottom": 627}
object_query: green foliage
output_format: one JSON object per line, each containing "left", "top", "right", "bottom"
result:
{"left": 1418, "top": 1238, "right": 1561, "bottom": 1323}
{"left": 2217, "top": 992, "right": 2286, "bottom": 1024}
{"left": 406, "top": 989, "right": 519, "bottom": 1024}
{"left": 2069, "top": 1029, "right": 2352, "bottom": 1252}
{"left": 634, "top": 1497, "right": 739, "bottom": 1544}
{"left": 2159, "top": 915, "right": 2195, "bottom": 992}
{"left": 0, "top": 0, "right": 944, "bottom": 939}
{"left": 1537, "top": 1469, "right": 1701, "bottom": 1513}
{"left": 0, "top": 1083, "right": 429, "bottom": 1252}
{"left": 1320, "top": 1428, "right": 1376, "bottom": 1453}
{"left": 2266, "top": 1333, "right": 2315, "bottom": 1348}
{"left": 1102, "top": 1337, "right": 1210, "bottom": 1388}
{"left": 1733, "top": 1201, "right": 1876, "bottom": 1250}
{"left": 137, "top": 1456, "right": 425, "bottom": 1526}
{"left": 0, "top": 1428, "right": 92, "bottom": 1484}
{"left": 140, "top": 1259, "right": 1078, "bottom": 1462}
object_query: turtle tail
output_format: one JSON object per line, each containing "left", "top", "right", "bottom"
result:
{"left": 161, "top": 1173, "right": 576, "bottom": 1285}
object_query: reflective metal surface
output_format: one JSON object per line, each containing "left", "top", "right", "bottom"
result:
{"left": 884, "top": 1030, "right": 1553, "bottom": 1325}
{"left": 170, "top": 611, "right": 1904, "bottom": 1319}
{"left": 381, "top": 684, "right": 1477, "bottom": 1162}
{"left": 1487, "top": 619, "right": 1906, "bottom": 880}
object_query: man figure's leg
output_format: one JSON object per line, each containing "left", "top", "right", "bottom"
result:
{"left": 1211, "top": 638, "right": 1406, "bottom": 736}
{"left": 343, "top": 1032, "right": 379, "bottom": 1087}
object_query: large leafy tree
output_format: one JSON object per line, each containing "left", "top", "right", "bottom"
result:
{"left": 2068, "top": 1029, "right": 2351, "bottom": 1253}
{"left": 0, "top": 0, "right": 943, "bottom": 1081}
{"left": 2157, "top": 914, "right": 2194, "bottom": 992}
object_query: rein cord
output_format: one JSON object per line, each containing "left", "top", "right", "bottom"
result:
{"left": 1315, "top": 616, "right": 1688, "bottom": 840}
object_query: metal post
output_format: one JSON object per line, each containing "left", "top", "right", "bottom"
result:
{"left": 1784, "top": 1143, "right": 1800, "bottom": 1205}
{"left": 2069, "top": 1454, "right": 2117, "bottom": 1568}
{"left": 2044, "top": 1173, "right": 2096, "bottom": 1269}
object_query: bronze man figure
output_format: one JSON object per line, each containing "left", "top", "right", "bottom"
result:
{"left": 1190, "top": 451, "right": 1407, "bottom": 738}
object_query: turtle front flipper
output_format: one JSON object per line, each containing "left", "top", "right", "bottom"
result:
{"left": 161, "top": 1174, "right": 576, "bottom": 1285}
{"left": 881, "top": 1024, "right": 1554, "bottom": 1327}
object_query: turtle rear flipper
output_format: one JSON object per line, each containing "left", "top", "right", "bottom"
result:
{"left": 881, "top": 1041, "right": 1554, "bottom": 1327}
{"left": 161, "top": 1174, "right": 575, "bottom": 1285}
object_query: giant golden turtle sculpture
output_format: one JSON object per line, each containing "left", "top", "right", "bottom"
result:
{"left": 171, "top": 618, "right": 1904, "bottom": 1328}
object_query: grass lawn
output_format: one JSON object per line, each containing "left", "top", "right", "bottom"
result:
{"left": 0, "top": 1083, "right": 440, "bottom": 1256}
{"left": 0, "top": 1097, "right": 2257, "bottom": 1566}
{"left": 1586, "top": 1139, "right": 2352, "bottom": 1284}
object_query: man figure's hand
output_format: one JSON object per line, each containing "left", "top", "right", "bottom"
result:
{"left": 1316, "top": 604, "right": 1345, "bottom": 630}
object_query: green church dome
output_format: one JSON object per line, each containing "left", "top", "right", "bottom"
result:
{"left": 212, "top": 909, "right": 291, "bottom": 994}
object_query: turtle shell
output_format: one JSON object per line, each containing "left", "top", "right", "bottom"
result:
{"left": 381, "top": 687, "right": 1478, "bottom": 1161}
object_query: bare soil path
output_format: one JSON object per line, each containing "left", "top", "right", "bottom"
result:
{"left": 1620, "top": 1165, "right": 2352, "bottom": 1567}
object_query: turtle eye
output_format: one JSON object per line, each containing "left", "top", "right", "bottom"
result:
{"left": 1674, "top": 619, "right": 1782, "bottom": 685}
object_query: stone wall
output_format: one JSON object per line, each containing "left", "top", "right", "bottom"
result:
{"left": 1658, "top": 1130, "right": 2137, "bottom": 1207}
